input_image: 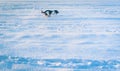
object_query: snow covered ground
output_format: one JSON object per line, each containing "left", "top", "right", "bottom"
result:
{"left": 0, "top": 55, "right": 120, "bottom": 70}
{"left": 0, "top": 0, "right": 120, "bottom": 70}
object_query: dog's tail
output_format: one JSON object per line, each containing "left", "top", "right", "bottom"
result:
{"left": 41, "top": 10, "right": 44, "bottom": 13}
{"left": 41, "top": 10, "right": 49, "bottom": 17}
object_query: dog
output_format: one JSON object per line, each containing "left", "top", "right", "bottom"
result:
{"left": 41, "top": 10, "right": 59, "bottom": 17}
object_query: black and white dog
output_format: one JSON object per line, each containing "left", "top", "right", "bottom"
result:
{"left": 41, "top": 10, "right": 59, "bottom": 17}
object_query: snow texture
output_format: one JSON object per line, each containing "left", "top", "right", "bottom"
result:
{"left": 0, "top": 0, "right": 120, "bottom": 70}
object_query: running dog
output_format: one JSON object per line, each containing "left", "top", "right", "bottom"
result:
{"left": 41, "top": 10, "right": 59, "bottom": 17}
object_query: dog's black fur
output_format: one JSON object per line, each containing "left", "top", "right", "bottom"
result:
{"left": 41, "top": 10, "right": 59, "bottom": 17}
